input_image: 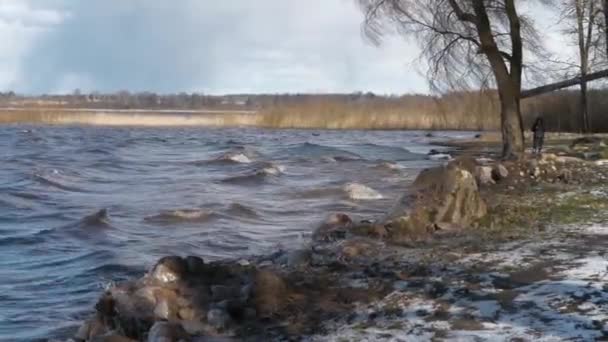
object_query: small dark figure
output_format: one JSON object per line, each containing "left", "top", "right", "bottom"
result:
{"left": 532, "top": 117, "right": 545, "bottom": 155}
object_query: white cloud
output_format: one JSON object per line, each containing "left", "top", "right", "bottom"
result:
{"left": 0, "top": 0, "right": 66, "bottom": 90}
{"left": 0, "top": 1, "right": 581, "bottom": 95}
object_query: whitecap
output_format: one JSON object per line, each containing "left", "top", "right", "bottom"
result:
{"left": 261, "top": 164, "right": 286, "bottom": 176}
{"left": 428, "top": 153, "right": 452, "bottom": 161}
{"left": 226, "top": 153, "right": 252, "bottom": 164}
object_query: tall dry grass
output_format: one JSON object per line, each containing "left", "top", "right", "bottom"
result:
{"left": 2, "top": 89, "right": 607, "bottom": 132}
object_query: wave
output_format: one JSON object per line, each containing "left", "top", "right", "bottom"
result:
{"left": 255, "top": 162, "right": 286, "bottom": 176}
{"left": 220, "top": 162, "right": 285, "bottom": 185}
{"left": 372, "top": 161, "right": 402, "bottom": 171}
{"left": 280, "top": 142, "right": 362, "bottom": 161}
{"left": 220, "top": 171, "right": 271, "bottom": 185}
{"left": 144, "top": 209, "right": 216, "bottom": 224}
{"left": 223, "top": 203, "right": 260, "bottom": 219}
{"left": 343, "top": 183, "right": 383, "bottom": 200}
{"left": 32, "top": 170, "right": 85, "bottom": 192}
{"left": 77, "top": 209, "right": 112, "bottom": 228}
{"left": 351, "top": 143, "right": 424, "bottom": 162}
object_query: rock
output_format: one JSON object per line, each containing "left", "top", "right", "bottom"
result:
{"left": 90, "top": 332, "right": 137, "bottom": 342}
{"left": 532, "top": 167, "right": 541, "bottom": 178}
{"left": 253, "top": 270, "right": 288, "bottom": 318}
{"left": 556, "top": 156, "right": 584, "bottom": 164}
{"left": 570, "top": 136, "right": 605, "bottom": 150}
{"left": 150, "top": 256, "right": 188, "bottom": 284}
{"left": 475, "top": 165, "right": 495, "bottom": 185}
{"left": 312, "top": 213, "right": 353, "bottom": 242}
{"left": 211, "top": 285, "right": 241, "bottom": 302}
{"left": 181, "top": 320, "right": 212, "bottom": 335}
{"left": 178, "top": 307, "right": 197, "bottom": 321}
{"left": 154, "top": 299, "right": 173, "bottom": 321}
{"left": 286, "top": 249, "right": 312, "bottom": 268}
{"left": 75, "top": 316, "right": 109, "bottom": 340}
{"left": 207, "top": 308, "right": 232, "bottom": 330}
{"left": 491, "top": 164, "right": 509, "bottom": 181}
{"left": 147, "top": 321, "right": 187, "bottom": 342}
{"left": 383, "top": 164, "right": 487, "bottom": 242}
{"left": 558, "top": 169, "right": 572, "bottom": 183}
{"left": 185, "top": 255, "right": 205, "bottom": 274}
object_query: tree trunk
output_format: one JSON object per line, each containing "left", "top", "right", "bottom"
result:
{"left": 580, "top": 78, "right": 590, "bottom": 133}
{"left": 499, "top": 92, "right": 524, "bottom": 159}
{"left": 521, "top": 68, "right": 608, "bottom": 98}
{"left": 472, "top": 0, "right": 525, "bottom": 159}
{"left": 604, "top": 0, "right": 608, "bottom": 57}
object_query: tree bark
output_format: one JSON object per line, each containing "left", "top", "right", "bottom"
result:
{"left": 472, "top": 0, "right": 524, "bottom": 158}
{"left": 604, "top": 0, "right": 608, "bottom": 57}
{"left": 580, "top": 77, "right": 590, "bottom": 133}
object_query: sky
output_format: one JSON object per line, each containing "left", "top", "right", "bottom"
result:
{"left": 0, "top": 0, "right": 567, "bottom": 95}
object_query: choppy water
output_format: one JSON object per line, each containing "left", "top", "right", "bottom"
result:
{"left": 0, "top": 125, "right": 475, "bottom": 340}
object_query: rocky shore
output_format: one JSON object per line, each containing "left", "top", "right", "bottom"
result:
{"left": 57, "top": 136, "right": 608, "bottom": 341}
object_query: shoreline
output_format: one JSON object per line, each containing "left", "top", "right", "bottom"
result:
{"left": 55, "top": 135, "right": 608, "bottom": 341}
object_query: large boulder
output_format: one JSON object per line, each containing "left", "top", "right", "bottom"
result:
{"left": 383, "top": 163, "right": 487, "bottom": 242}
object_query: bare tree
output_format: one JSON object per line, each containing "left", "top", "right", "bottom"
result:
{"left": 358, "top": 0, "right": 546, "bottom": 158}
{"left": 558, "top": 0, "right": 605, "bottom": 133}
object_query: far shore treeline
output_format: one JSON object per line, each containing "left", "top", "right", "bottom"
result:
{"left": 0, "top": 90, "right": 606, "bottom": 132}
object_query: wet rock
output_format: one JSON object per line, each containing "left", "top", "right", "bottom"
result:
{"left": 153, "top": 295, "right": 179, "bottom": 321}
{"left": 211, "top": 285, "right": 241, "bottom": 302}
{"left": 180, "top": 320, "right": 212, "bottom": 335}
{"left": 312, "top": 213, "right": 353, "bottom": 242}
{"left": 185, "top": 255, "right": 205, "bottom": 275}
{"left": 147, "top": 321, "right": 187, "bottom": 342}
{"left": 286, "top": 248, "right": 312, "bottom": 268}
{"left": 89, "top": 332, "right": 137, "bottom": 342}
{"left": 75, "top": 316, "right": 109, "bottom": 340}
{"left": 253, "top": 269, "right": 288, "bottom": 318}
{"left": 150, "top": 256, "right": 188, "bottom": 284}
{"left": 207, "top": 308, "right": 232, "bottom": 330}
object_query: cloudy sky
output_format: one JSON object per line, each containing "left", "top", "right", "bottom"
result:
{"left": 1, "top": 1, "right": 566, "bottom": 95}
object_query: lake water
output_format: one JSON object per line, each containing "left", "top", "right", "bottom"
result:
{"left": 0, "top": 125, "right": 475, "bottom": 340}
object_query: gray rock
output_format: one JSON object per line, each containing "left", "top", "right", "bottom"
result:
{"left": 287, "top": 249, "right": 311, "bottom": 268}
{"left": 207, "top": 308, "right": 232, "bottom": 330}
{"left": 211, "top": 285, "right": 241, "bottom": 302}
{"left": 475, "top": 166, "right": 495, "bottom": 185}
{"left": 147, "top": 321, "right": 186, "bottom": 342}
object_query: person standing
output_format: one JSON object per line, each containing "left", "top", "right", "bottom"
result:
{"left": 532, "top": 117, "right": 545, "bottom": 155}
